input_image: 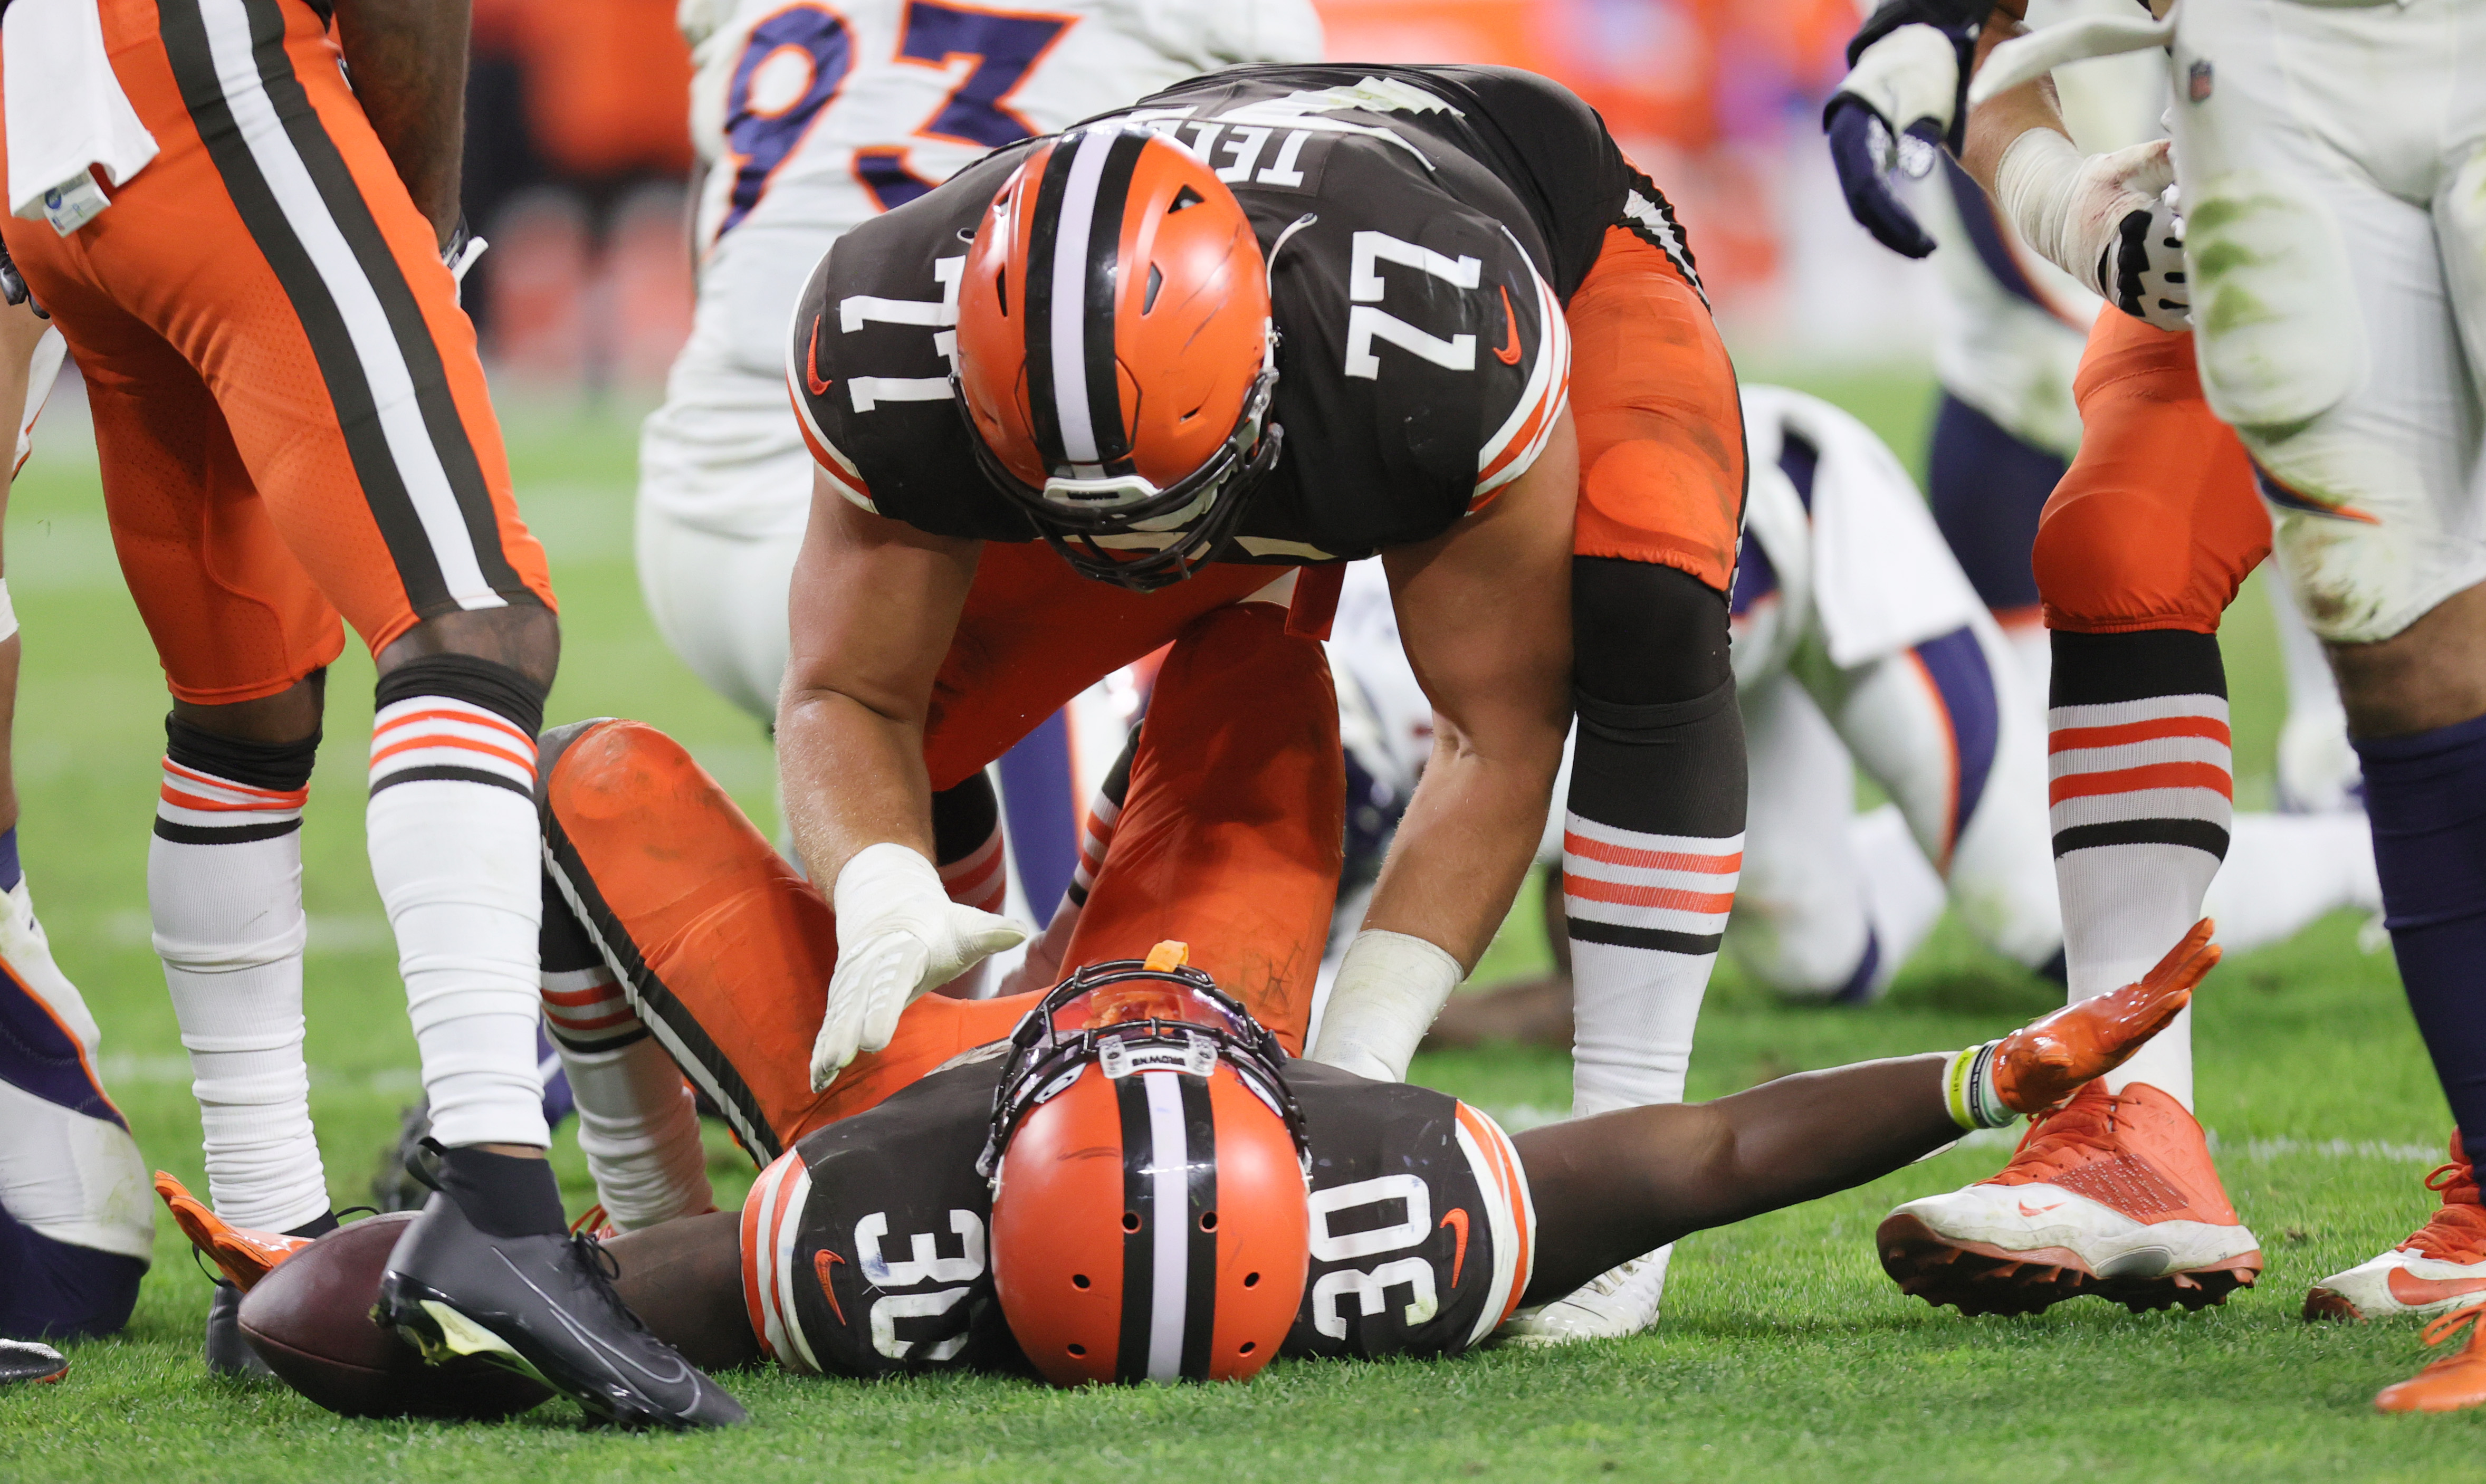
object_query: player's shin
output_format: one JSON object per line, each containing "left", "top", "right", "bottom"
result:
{"left": 1563, "top": 675, "right": 1745, "bottom": 1116}
{"left": 149, "top": 717, "right": 330, "bottom": 1233}
{"left": 538, "top": 878, "right": 710, "bottom": 1231}
{"left": 2047, "top": 629, "right": 2232, "bottom": 1110}
{"left": 365, "top": 657, "right": 554, "bottom": 1164}
{"left": 2354, "top": 712, "right": 2486, "bottom": 1157}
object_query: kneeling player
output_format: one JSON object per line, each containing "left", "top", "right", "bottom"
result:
{"left": 190, "top": 712, "right": 2217, "bottom": 1383}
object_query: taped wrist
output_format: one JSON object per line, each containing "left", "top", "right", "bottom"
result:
{"left": 1310, "top": 929, "right": 1464, "bottom": 1083}
{"left": 1942, "top": 1040, "right": 2016, "bottom": 1129}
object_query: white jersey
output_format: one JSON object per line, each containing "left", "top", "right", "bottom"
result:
{"left": 643, "top": 0, "right": 1324, "bottom": 538}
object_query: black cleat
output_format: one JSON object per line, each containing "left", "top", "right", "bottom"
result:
{"left": 205, "top": 1282, "right": 275, "bottom": 1379}
{"left": 375, "top": 1193, "right": 745, "bottom": 1430}
{"left": 0, "top": 1339, "right": 68, "bottom": 1386}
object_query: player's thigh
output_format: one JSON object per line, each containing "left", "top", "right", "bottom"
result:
{"left": 53, "top": 0, "right": 550, "bottom": 655}
{"left": 540, "top": 717, "right": 1035, "bottom": 1152}
{"left": 67, "top": 312, "right": 345, "bottom": 705}
{"left": 1062, "top": 599, "right": 1344, "bottom": 1051}
{"left": 634, "top": 501, "right": 803, "bottom": 725}
{"left": 2172, "top": 0, "right": 2481, "bottom": 643}
{"left": 2032, "top": 314, "right": 2269, "bottom": 635}
{"left": 1564, "top": 226, "right": 1745, "bottom": 591}
{"left": 922, "top": 546, "right": 1303, "bottom": 791}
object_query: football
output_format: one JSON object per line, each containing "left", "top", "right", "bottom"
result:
{"left": 236, "top": 1213, "right": 554, "bottom": 1421}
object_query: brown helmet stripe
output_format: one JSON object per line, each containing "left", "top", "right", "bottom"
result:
{"left": 1019, "top": 125, "right": 1150, "bottom": 482}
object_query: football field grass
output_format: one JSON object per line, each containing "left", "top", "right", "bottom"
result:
{"left": 2, "top": 371, "right": 2474, "bottom": 1481}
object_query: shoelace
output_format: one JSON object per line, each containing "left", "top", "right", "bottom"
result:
{"left": 1996, "top": 1093, "right": 2119, "bottom": 1182}
{"left": 570, "top": 1204, "right": 611, "bottom": 1238}
{"left": 2420, "top": 1300, "right": 2486, "bottom": 1359}
{"left": 567, "top": 1228, "right": 661, "bottom": 1340}
{"left": 2402, "top": 1163, "right": 2486, "bottom": 1261}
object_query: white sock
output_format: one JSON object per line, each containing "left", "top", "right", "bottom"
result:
{"left": 150, "top": 753, "right": 327, "bottom": 1230}
{"left": 368, "top": 692, "right": 548, "bottom": 1150}
{"left": 2051, "top": 692, "right": 2232, "bottom": 1111}
{"left": 1565, "top": 817, "right": 1742, "bottom": 1116}
{"left": 539, "top": 888, "right": 711, "bottom": 1229}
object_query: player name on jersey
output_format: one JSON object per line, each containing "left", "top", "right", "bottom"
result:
{"left": 789, "top": 65, "right": 1698, "bottom": 566}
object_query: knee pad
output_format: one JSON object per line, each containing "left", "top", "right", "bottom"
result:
{"left": 1573, "top": 557, "right": 1732, "bottom": 707}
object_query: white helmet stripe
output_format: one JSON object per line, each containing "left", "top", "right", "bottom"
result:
{"left": 1142, "top": 1068, "right": 1192, "bottom": 1382}
{"left": 1048, "top": 127, "right": 1120, "bottom": 473}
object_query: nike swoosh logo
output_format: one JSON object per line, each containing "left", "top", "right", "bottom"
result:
{"left": 805, "top": 317, "right": 833, "bottom": 397}
{"left": 2388, "top": 1267, "right": 2486, "bottom": 1306}
{"left": 1491, "top": 285, "right": 1521, "bottom": 366}
{"left": 2016, "top": 1201, "right": 2062, "bottom": 1218}
{"left": 1440, "top": 1208, "right": 1470, "bottom": 1289}
{"left": 815, "top": 1249, "right": 848, "bottom": 1325}
{"left": 491, "top": 1248, "right": 697, "bottom": 1391}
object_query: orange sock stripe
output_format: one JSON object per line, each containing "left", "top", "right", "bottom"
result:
{"left": 2047, "top": 761, "right": 2233, "bottom": 803}
{"left": 158, "top": 786, "right": 302, "bottom": 814}
{"left": 160, "top": 760, "right": 309, "bottom": 807}
{"left": 368, "top": 733, "right": 539, "bottom": 778}
{"left": 1561, "top": 832, "right": 1742, "bottom": 874}
{"left": 2049, "top": 715, "right": 2233, "bottom": 753}
{"left": 1563, "top": 875, "right": 1736, "bottom": 914}
{"left": 540, "top": 982, "right": 623, "bottom": 1008}
{"left": 372, "top": 706, "right": 534, "bottom": 749}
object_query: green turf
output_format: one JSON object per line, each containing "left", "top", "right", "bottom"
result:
{"left": 3, "top": 373, "right": 2473, "bottom": 1481}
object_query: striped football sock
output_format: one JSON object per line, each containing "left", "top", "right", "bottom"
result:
{"left": 2047, "top": 629, "right": 2231, "bottom": 1111}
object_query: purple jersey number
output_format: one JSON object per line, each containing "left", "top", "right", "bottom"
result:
{"left": 719, "top": 4, "right": 856, "bottom": 238}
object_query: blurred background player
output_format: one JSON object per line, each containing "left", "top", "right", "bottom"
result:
{"left": 0, "top": 0, "right": 734, "bottom": 1422}
{"left": 0, "top": 294, "right": 153, "bottom": 1347}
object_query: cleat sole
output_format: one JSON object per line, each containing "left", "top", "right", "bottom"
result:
{"left": 1877, "top": 1213, "right": 2262, "bottom": 1318}
{"left": 2303, "top": 1286, "right": 2367, "bottom": 1323}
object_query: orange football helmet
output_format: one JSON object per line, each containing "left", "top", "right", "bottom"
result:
{"left": 953, "top": 124, "right": 1282, "bottom": 591}
{"left": 981, "top": 943, "right": 1310, "bottom": 1385}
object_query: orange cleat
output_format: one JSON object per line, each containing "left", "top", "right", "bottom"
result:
{"left": 2307, "top": 1134, "right": 2486, "bottom": 1322}
{"left": 1879, "top": 1080, "right": 2262, "bottom": 1316}
{"left": 2377, "top": 1303, "right": 2486, "bottom": 1412}
{"left": 151, "top": 1171, "right": 311, "bottom": 1292}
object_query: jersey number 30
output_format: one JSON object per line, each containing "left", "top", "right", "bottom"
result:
{"left": 721, "top": 1, "right": 1070, "bottom": 237}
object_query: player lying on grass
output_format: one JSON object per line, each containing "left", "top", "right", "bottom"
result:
{"left": 171, "top": 715, "right": 2220, "bottom": 1391}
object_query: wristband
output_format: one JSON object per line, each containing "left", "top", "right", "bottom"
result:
{"left": 1942, "top": 1040, "right": 2016, "bottom": 1130}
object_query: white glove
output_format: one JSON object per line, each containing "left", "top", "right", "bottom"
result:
{"left": 811, "top": 842, "right": 1029, "bottom": 1090}
{"left": 1995, "top": 132, "right": 2188, "bottom": 330}
{"left": 1833, "top": 22, "right": 1967, "bottom": 149}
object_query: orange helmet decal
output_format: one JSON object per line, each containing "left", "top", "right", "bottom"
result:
{"left": 955, "top": 125, "right": 1285, "bottom": 591}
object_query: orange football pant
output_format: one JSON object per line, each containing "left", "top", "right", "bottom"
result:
{"left": 0, "top": 0, "right": 551, "bottom": 704}
{"left": 541, "top": 597, "right": 1342, "bottom": 1160}
{"left": 2033, "top": 312, "right": 2270, "bottom": 635}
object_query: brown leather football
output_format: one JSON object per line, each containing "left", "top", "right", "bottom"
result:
{"left": 236, "top": 1212, "right": 554, "bottom": 1420}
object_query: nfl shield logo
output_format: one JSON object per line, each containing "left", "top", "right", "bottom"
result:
{"left": 2188, "top": 60, "right": 2215, "bottom": 102}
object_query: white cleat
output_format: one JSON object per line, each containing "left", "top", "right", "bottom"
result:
{"left": 1496, "top": 1246, "right": 1670, "bottom": 1346}
{"left": 2306, "top": 1134, "right": 2486, "bottom": 1322}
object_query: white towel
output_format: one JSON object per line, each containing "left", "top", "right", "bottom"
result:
{"left": 4, "top": 0, "right": 158, "bottom": 235}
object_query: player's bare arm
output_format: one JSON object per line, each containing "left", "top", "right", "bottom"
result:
{"left": 776, "top": 477, "right": 981, "bottom": 881}
{"left": 328, "top": 0, "right": 473, "bottom": 246}
{"left": 778, "top": 476, "right": 1027, "bottom": 1086}
{"left": 1366, "top": 411, "right": 1579, "bottom": 967}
